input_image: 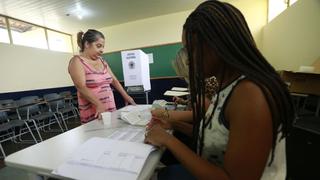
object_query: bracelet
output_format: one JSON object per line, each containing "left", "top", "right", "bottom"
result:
{"left": 162, "top": 109, "right": 170, "bottom": 120}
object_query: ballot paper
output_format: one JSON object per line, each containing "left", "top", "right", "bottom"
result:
{"left": 119, "top": 105, "right": 152, "bottom": 112}
{"left": 120, "top": 110, "right": 151, "bottom": 126}
{"left": 119, "top": 105, "right": 152, "bottom": 126}
{"left": 171, "top": 87, "right": 188, "bottom": 91}
{"left": 164, "top": 90, "right": 190, "bottom": 97}
{"left": 53, "top": 137, "right": 154, "bottom": 180}
{"left": 107, "top": 127, "right": 145, "bottom": 143}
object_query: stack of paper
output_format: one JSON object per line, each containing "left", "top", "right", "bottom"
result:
{"left": 119, "top": 105, "right": 152, "bottom": 112}
{"left": 171, "top": 87, "right": 188, "bottom": 91}
{"left": 53, "top": 137, "right": 154, "bottom": 180}
{"left": 164, "top": 90, "right": 190, "bottom": 97}
{"left": 120, "top": 110, "right": 151, "bottom": 126}
{"left": 119, "top": 105, "right": 152, "bottom": 126}
{"left": 108, "top": 127, "right": 145, "bottom": 143}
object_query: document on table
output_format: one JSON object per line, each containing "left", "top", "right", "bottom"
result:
{"left": 118, "top": 105, "right": 152, "bottom": 126}
{"left": 171, "top": 87, "right": 188, "bottom": 91}
{"left": 120, "top": 110, "right": 151, "bottom": 126}
{"left": 119, "top": 105, "right": 152, "bottom": 112}
{"left": 164, "top": 90, "right": 190, "bottom": 97}
{"left": 108, "top": 127, "right": 146, "bottom": 143}
{"left": 53, "top": 137, "right": 154, "bottom": 180}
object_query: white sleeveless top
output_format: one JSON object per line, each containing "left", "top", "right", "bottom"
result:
{"left": 201, "top": 75, "right": 286, "bottom": 180}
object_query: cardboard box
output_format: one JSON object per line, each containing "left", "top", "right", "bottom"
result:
{"left": 279, "top": 70, "right": 320, "bottom": 96}
{"left": 312, "top": 57, "right": 320, "bottom": 74}
{"left": 121, "top": 49, "right": 151, "bottom": 91}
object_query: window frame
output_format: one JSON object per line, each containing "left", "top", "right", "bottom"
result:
{"left": 267, "top": 0, "right": 299, "bottom": 22}
{"left": 0, "top": 14, "right": 73, "bottom": 53}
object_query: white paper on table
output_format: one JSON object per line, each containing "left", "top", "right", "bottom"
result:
{"left": 53, "top": 137, "right": 154, "bottom": 180}
{"left": 119, "top": 105, "right": 152, "bottom": 112}
{"left": 108, "top": 127, "right": 146, "bottom": 143}
{"left": 120, "top": 109, "right": 151, "bottom": 126}
{"left": 171, "top": 87, "right": 188, "bottom": 91}
{"left": 107, "top": 127, "right": 157, "bottom": 152}
{"left": 164, "top": 90, "right": 190, "bottom": 97}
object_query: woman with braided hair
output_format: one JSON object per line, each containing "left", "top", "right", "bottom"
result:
{"left": 145, "top": 1, "right": 294, "bottom": 179}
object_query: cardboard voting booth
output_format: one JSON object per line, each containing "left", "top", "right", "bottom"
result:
{"left": 121, "top": 50, "right": 151, "bottom": 91}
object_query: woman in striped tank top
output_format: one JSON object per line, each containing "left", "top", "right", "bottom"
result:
{"left": 69, "top": 29, "right": 136, "bottom": 123}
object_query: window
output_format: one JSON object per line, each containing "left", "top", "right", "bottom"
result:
{"left": 0, "top": 15, "right": 73, "bottom": 53}
{"left": 268, "top": 0, "right": 287, "bottom": 22}
{"left": 0, "top": 16, "right": 10, "bottom": 43}
{"left": 289, "top": 0, "right": 298, "bottom": 6}
{"left": 268, "top": 0, "right": 299, "bottom": 22}
{"left": 9, "top": 19, "right": 48, "bottom": 49}
{"left": 47, "top": 30, "right": 73, "bottom": 53}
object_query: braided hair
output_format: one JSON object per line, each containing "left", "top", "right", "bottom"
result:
{"left": 184, "top": 0, "right": 294, "bottom": 165}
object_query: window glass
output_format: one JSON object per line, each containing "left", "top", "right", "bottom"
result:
{"left": 268, "top": 0, "right": 287, "bottom": 22}
{"left": 0, "top": 16, "right": 10, "bottom": 43}
{"left": 289, "top": 0, "right": 298, "bottom": 6}
{"left": 47, "top": 30, "right": 73, "bottom": 53}
{"left": 9, "top": 19, "right": 47, "bottom": 49}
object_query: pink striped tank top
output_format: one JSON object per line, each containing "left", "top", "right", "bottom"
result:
{"left": 76, "top": 56, "right": 116, "bottom": 123}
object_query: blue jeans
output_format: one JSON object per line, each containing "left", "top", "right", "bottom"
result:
{"left": 158, "top": 164, "right": 196, "bottom": 180}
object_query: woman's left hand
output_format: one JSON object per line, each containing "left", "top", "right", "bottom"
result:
{"left": 124, "top": 96, "right": 136, "bottom": 105}
{"left": 144, "top": 124, "right": 172, "bottom": 147}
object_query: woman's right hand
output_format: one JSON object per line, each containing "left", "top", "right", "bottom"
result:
{"left": 149, "top": 109, "right": 172, "bottom": 130}
{"left": 151, "top": 109, "right": 164, "bottom": 118}
{"left": 172, "top": 96, "right": 185, "bottom": 104}
{"left": 94, "top": 103, "right": 105, "bottom": 120}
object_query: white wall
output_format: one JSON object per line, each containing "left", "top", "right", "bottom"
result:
{"left": 261, "top": 0, "right": 320, "bottom": 71}
{"left": 231, "top": 0, "right": 267, "bottom": 48}
{"left": 98, "top": 0, "right": 267, "bottom": 53}
{"left": 98, "top": 10, "right": 189, "bottom": 53}
{"left": 0, "top": 43, "right": 73, "bottom": 93}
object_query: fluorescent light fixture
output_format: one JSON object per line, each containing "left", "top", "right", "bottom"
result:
{"left": 71, "top": 2, "right": 90, "bottom": 20}
{"left": 77, "top": 14, "right": 83, "bottom": 20}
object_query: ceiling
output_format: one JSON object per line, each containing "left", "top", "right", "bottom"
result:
{"left": 0, "top": 0, "right": 205, "bottom": 34}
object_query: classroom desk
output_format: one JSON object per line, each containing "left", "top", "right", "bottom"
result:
{"left": 5, "top": 105, "right": 162, "bottom": 180}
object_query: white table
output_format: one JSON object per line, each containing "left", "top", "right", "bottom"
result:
{"left": 5, "top": 105, "right": 162, "bottom": 180}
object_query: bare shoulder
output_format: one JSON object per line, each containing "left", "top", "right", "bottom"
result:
{"left": 69, "top": 55, "right": 81, "bottom": 66}
{"left": 68, "top": 56, "right": 84, "bottom": 73}
{"left": 232, "top": 79, "right": 267, "bottom": 104}
{"left": 225, "top": 79, "right": 271, "bottom": 123}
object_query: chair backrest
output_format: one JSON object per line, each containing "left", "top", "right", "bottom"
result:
{"left": 18, "top": 96, "right": 40, "bottom": 117}
{"left": 59, "top": 91, "right": 72, "bottom": 97}
{"left": 43, "top": 93, "right": 64, "bottom": 111}
{"left": 0, "top": 99, "right": 15, "bottom": 106}
{"left": 0, "top": 99, "right": 19, "bottom": 119}
{"left": 0, "top": 111, "right": 9, "bottom": 124}
{"left": 59, "top": 91, "right": 75, "bottom": 106}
